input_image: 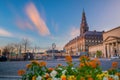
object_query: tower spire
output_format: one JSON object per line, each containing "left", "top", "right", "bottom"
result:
{"left": 80, "top": 9, "right": 89, "bottom": 35}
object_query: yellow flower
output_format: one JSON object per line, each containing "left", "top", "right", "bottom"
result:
{"left": 32, "top": 76, "right": 36, "bottom": 80}
{"left": 39, "top": 61, "right": 47, "bottom": 66}
{"left": 68, "top": 75, "right": 76, "bottom": 80}
{"left": 17, "top": 69, "right": 25, "bottom": 76}
{"left": 97, "top": 74, "right": 103, "bottom": 80}
{"left": 61, "top": 74, "right": 66, "bottom": 80}
{"left": 102, "top": 71, "right": 109, "bottom": 77}
{"left": 47, "top": 78, "right": 52, "bottom": 80}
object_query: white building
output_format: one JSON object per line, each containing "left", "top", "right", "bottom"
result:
{"left": 89, "top": 26, "right": 120, "bottom": 58}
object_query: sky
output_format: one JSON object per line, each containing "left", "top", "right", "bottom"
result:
{"left": 0, "top": 0, "right": 120, "bottom": 50}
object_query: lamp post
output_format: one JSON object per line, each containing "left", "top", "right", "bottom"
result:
{"left": 52, "top": 43, "right": 56, "bottom": 60}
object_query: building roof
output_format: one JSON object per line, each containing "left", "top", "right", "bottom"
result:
{"left": 104, "top": 26, "right": 120, "bottom": 34}
{"left": 81, "top": 31, "right": 103, "bottom": 36}
{"left": 64, "top": 31, "right": 103, "bottom": 47}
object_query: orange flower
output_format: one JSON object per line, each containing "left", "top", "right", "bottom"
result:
{"left": 116, "top": 72, "right": 120, "bottom": 77}
{"left": 48, "top": 68, "right": 54, "bottom": 71}
{"left": 26, "top": 64, "right": 32, "bottom": 69}
{"left": 80, "top": 77, "right": 85, "bottom": 80}
{"left": 45, "top": 73, "right": 49, "bottom": 78}
{"left": 79, "top": 63, "right": 85, "bottom": 67}
{"left": 57, "top": 64, "right": 62, "bottom": 67}
{"left": 88, "top": 77, "right": 94, "bottom": 80}
{"left": 31, "top": 60, "right": 39, "bottom": 65}
{"left": 39, "top": 61, "right": 47, "bottom": 66}
{"left": 32, "top": 76, "right": 36, "bottom": 80}
{"left": 61, "top": 75, "right": 66, "bottom": 80}
{"left": 65, "top": 56, "right": 72, "bottom": 62}
{"left": 108, "top": 77, "right": 114, "bottom": 80}
{"left": 93, "top": 58, "right": 101, "bottom": 65}
{"left": 112, "top": 62, "right": 118, "bottom": 68}
{"left": 89, "top": 60, "right": 97, "bottom": 68}
{"left": 18, "top": 69, "right": 25, "bottom": 76}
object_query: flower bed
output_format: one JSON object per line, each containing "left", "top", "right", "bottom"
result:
{"left": 18, "top": 56, "right": 120, "bottom": 80}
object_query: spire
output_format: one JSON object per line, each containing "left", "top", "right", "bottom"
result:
{"left": 80, "top": 9, "right": 89, "bottom": 35}
{"left": 82, "top": 9, "right": 86, "bottom": 23}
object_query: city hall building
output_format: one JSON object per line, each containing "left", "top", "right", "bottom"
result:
{"left": 64, "top": 11, "right": 103, "bottom": 55}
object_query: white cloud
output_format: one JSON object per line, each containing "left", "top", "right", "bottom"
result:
{"left": 25, "top": 2, "right": 50, "bottom": 36}
{"left": 16, "top": 18, "right": 34, "bottom": 30}
{"left": 0, "top": 28, "right": 12, "bottom": 37}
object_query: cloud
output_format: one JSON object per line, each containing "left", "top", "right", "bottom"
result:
{"left": 25, "top": 2, "right": 50, "bottom": 36}
{"left": 70, "top": 27, "right": 79, "bottom": 38}
{"left": 7, "top": 4, "right": 35, "bottom": 31}
{"left": 16, "top": 18, "right": 34, "bottom": 30}
{"left": 0, "top": 28, "right": 12, "bottom": 37}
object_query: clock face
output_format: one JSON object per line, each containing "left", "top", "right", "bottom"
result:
{"left": 52, "top": 43, "right": 56, "bottom": 49}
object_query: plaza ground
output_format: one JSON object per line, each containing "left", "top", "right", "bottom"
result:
{"left": 0, "top": 58, "right": 120, "bottom": 80}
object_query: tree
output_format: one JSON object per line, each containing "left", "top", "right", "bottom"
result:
{"left": 96, "top": 50, "right": 102, "bottom": 58}
{"left": 21, "top": 38, "right": 30, "bottom": 53}
{"left": 2, "top": 43, "right": 15, "bottom": 59}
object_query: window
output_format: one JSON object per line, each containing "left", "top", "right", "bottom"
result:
{"left": 89, "top": 40, "right": 91, "bottom": 42}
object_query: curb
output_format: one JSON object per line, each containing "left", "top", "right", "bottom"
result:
{"left": 0, "top": 75, "right": 21, "bottom": 79}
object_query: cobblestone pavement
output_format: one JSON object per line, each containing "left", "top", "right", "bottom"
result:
{"left": 0, "top": 58, "right": 120, "bottom": 80}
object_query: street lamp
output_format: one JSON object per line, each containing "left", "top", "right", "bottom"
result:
{"left": 52, "top": 43, "right": 56, "bottom": 59}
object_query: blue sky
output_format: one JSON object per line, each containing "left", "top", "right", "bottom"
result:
{"left": 0, "top": 0, "right": 120, "bottom": 50}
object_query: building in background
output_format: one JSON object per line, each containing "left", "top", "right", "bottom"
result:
{"left": 0, "top": 47, "right": 3, "bottom": 56}
{"left": 103, "top": 26, "right": 120, "bottom": 58}
{"left": 64, "top": 10, "right": 103, "bottom": 55}
{"left": 89, "top": 26, "right": 120, "bottom": 58}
